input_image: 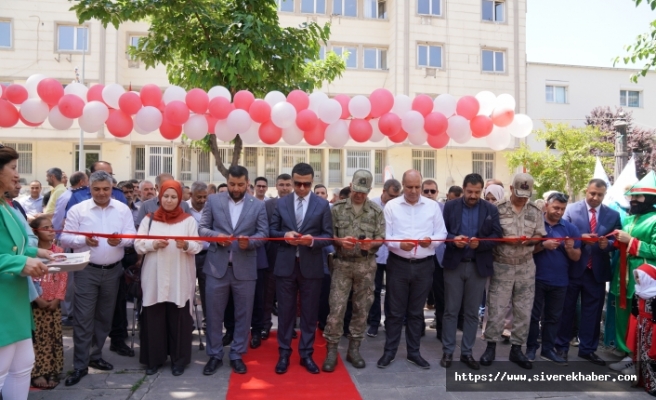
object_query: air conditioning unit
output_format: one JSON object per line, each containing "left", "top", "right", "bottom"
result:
{"left": 425, "top": 68, "right": 436, "bottom": 77}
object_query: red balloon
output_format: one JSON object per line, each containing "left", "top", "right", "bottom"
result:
{"left": 470, "top": 115, "right": 494, "bottom": 138}
{"left": 106, "top": 110, "right": 133, "bottom": 138}
{"left": 157, "top": 100, "right": 166, "bottom": 113}
{"left": 0, "top": 100, "right": 19, "bottom": 127}
{"left": 0, "top": 84, "right": 6, "bottom": 100}
{"left": 87, "top": 85, "right": 105, "bottom": 104}
{"left": 259, "top": 121, "right": 283, "bottom": 145}
{"left": 58, "top": 94, "right": 85, "bottom": 119}
{"left": 378, "top": 112, "right": 402, "bottom": 137}
{"left": 5, "top": 84, "right": 28, "bottom": 105}
{"left": 37, "top": 78, "right": 64, "bottom": 106}
{"left": 369, "top": 89, "right": 394, "bottom": 118}
{"left": 209, "top": 97, "right": 234, "bottom": 120}
{"left": 118, "top": 92, "right": 142, "bottom": 116}
{"left": 304, "top": 121, "right": 327, "bottom": 145}
{"left": 456, "top": 96, "right": 480, "bottom": 120}
{"left": 205, "top": 114, "right": 218, "bottom": 134}
{"left": 233, "top": 90, "right": 255, "bottom": 111}
{"left": 424, "top": 112, "right": 448, "bottom": 136}
{"left": 19, "top": 114, "right": 42, "bottom": 127}
{"left": 295, "top": 109, "right": 318, "bottom": 131}
{"left": 186, "top": 88, "right": 209, "bottom": 114}
{"left": 140, "top": 84, "right": 162, "bottom": 107}
{"left": 164, "top": 100, "right": 189, "bottom": 125}
{"left": 427, "top": 133, "right": 450, "bottom": 149}
{"left": 333, "top": 94, "right": 351, "bottom": 119}
{"left": 349, "top": 119, "right": 373, "bottom": 143}
{"left": 388, "top": 129, "right": 408, "bottom": 143}
{"left": 287, "top": 90, "right": 309, "bottom": 112}
{"left": 411, "top": 94, "right": 433, "bottom": 117}
{"left": 160, "top": 120, "right": 182, "bottom": 140}
{"left": 249, "top": 99, "right": 271, "bottom": 124}
{"left": 491, "top": 108, "right": 514, "bottom": 127}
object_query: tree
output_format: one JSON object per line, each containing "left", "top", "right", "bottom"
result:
{"left": 613, "top": 0, "right": 656, "bottom": 82}
{"left": 70, "top": 0, "right": 345, "bottom": 177}
{"left": 506, "top": 122, "right": 613, "bottom": 200}
{"left": 585, "top": 106, "right": 656, "bottom": 178}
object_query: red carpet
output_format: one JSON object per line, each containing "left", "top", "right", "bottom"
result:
{"left": 226, "top": 331, "right": 362, "bottom": 400}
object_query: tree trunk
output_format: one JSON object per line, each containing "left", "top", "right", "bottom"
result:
{"left": 208, "top": 134, "right": 243, "bottom": 180}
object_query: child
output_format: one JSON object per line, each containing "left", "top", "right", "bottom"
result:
{"left": 29, "top": 216, "right": 67, "bottom": 389}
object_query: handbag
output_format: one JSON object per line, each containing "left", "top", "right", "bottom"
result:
{"left": 123, "top": 216, "right": 154, "bottom": 300}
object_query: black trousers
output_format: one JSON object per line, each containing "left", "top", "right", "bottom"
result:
{"left": 527, "top": 280, "right": 568, "bottom": 353}
{"left": 109, "top": 252, "right": 138, "bottom": 342}
{"left": 251, "top": 268, "right": 266, "bottom": 334}
{"left": 195, "top": 251, "right": 207, "bottom": 319}
{"left": 223, "top": 294, "right": 235, "bottom": 335}
{"left": 318, "top": 273, "right": 331, "bottom": 330}
{"left": 368, "top": 263, "right": 388, "bottom": 327}
{"left": 139, "top": 301, "right": 193, "bottom": 368}
{"left": 262, "top": 266, "right": 277, "bottom": 331}
{"left": 432, "top": 259, "right": 445, "bottom": 333}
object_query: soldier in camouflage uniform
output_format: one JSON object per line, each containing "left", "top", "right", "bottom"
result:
{"left": 322, "top": 170, "right": 385, "bottom": 372}
{"left": 480, "top": 173, "right": 546, "bottom": 370}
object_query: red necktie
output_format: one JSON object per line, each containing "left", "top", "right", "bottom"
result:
{"left": 588, "top": 208, "right": 597, "bottom": 269}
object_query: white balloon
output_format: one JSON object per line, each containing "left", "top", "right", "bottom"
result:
{"left": 240, "top": 122, "right": 260, "bottom": 144}
{"left": 226, "top": 109, "right": 251, "bottom": 134}
{"left": 20, "top": 99, "right": 49, "bottom": 123}
{"left": 446, "top": 115, "right": 472, "bottom": 144}
{"left": 133, "top": 120, "right": 150, "bottom": 135}
{"left": 401, "top": 110, "right": 424, "bottom": 135}
{"left": 215, "top": 120, "right": 237, "bottom": 142}
{"left": 433, "top": 94, "right": 457, "bottom": 117}
{"left": 348, "top": 95, "right": 371, "bottom": 119}
{"left": 486, "top": 125, "right": 512, "bottom": 151}
{"left": 264, "top": 91, "right": 286, "bottom": 107}
{"left": 369, "top": 119, "right": 385, "bottom": 143}
{"left": 308, "top": 91, "right": 329, "bottom": 112}
{"left": 475, "top": 91, "right": 496, "bottom": 116}
{"left": 408, "top": 129, "right": 428, "bottom": 146}
{"left": 163, "top": 85, "right": 187, "bottom": 104}
{"left": 79, "top": 101, "right": 109, "bottom": 132}
{"left": 507, "top": 114, "right": 533, "bottom": 138}
{"left": 495, "top": 93, "right": 516, "bottom": 111}
{"left": 208, "top": 86, "right": 231, "bottom": 102}
{"left": 325, "top": 120, "right": 349, "bottom": 148}
{"left": 48, "top": 106, "right": 74, "bottom": 130}
{"left": 282, "top": 125, "right": 304, "bottom": 145}
{"left": 184, "top": 114, "right": 209, "bottom": 140}
{"left": 101, "top": 83, "right": 125, "bottom": 109}
{"left": 25, "top": 74, "right": 46, "bottom": 98}
{"left": 64, "top": 83, "right": 88, "bottom": 102}
{"left": 271, "top": 102, "right": 297, "bottom": 129}
{"left": 391, "top": 94, "right": 412, "bottom": 115}
{"left": 318, "top": 99, "right": 341, "bottom": 124}
{"left": 134, "top": 106, "right": 162, "bottom": 132}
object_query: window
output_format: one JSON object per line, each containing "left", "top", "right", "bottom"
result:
{"left": 374, "top": 150, "right": 386, "bottom": 185}
{"left": 620, "top": 90, "right": 641, "bottom": 108}
{"left": 309, "top": 149, "right": 323, "bottom": 184}
{"left": 333, "top": 0, "right": 357, "bottom": 17}
{"left": 133, "top": 147, "right": 145, "bottom": 180}
{"left": 57, "top": 25, "right": 89, "bottom": 52}
{"left": 482, "top": 49, "right": 504, "bottom": 72}
{"left": 417, "top": 45, "right": 442, "bottom": 68}
{"left": 418, "top": 0, "right": 441, "bottom": 16}
{"left": 127, "top": 35, "right": 145, "bottom": 60}
{"left": 74, "top": 145, "right": 101, "bottom": 173}
{"left": 333, "top": 46, "right": 358, "bottom": 69}
{"left": 149, "top": 146, "right": 173, "bottom": 177}
{"left": 472, "top": 152, "right": 494, "bottom": 181}
{"left": 281, "top": 149, "right": 306, "bottom": 175}
{"left": 4, "top": 143, "right": 32, "bottom": 175}
{"left": 482, "top": 0, "right": 505, "bottom": 22}
{"left": 301, "top": 0, "right": 325, "bottom": 14}
{"left": 546, "top": 85, "right": 568, "bottom": 104}
{"left": 0, "top": 20, "right": 11, "bottom": 48}
{"left": 180, "top": 148, "right": 210, "bottom": 182}
{"left": 319, "top": 46, "right": 326, "bottom": 60}
{"left": 364, "top": 0, "right": 387, "bottom": 19}
{"left": 364, "top": 48, "right": 387, "bottom": 70}
{"left": 346, "top": 151, "right": 370, "bottom": 177}
{"left": 212, "top": 147, "right": 234, "bottom": 183}
{"left": 329, "top": 149, "right": 342, "bottom": 185}
{"left": 243, "top": 147, "right": 258, "bottom": 182}
{"left": 277, "top": 0, "right": 294, "bottom": 12}
{"left": 265, "top": 148, "right": 279, "bottom": 184}
{"left": 412, "top": 150, "right": 435, "bottom": 179}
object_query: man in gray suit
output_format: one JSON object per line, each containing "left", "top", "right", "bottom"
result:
{"left": 199, "top": 165, "right": 269, "bottom": 375}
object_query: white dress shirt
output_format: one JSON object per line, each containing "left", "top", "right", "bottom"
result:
{"left": 18, "top": 195, "right": 43, "bottom": 216}
{"left": 229, "top": 197, "right": 245, "bottom": 229}
{"left": 60, "top": 198, "right": 136, "bottom": 265}
{"left": 585, "top": 201, "right": 601, "bottom": 229}
{"left": 187, "top": 200, "right": 209, "bottom": 250}
{"left": 370, "top": 195, "right": 389, "bottom": 264}
{"left": 384, "top": 194, "right": 447, "bottom": 259}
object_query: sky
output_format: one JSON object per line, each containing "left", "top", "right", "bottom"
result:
{"left": 526, "top": 0, "right": 655, "bottom": 68}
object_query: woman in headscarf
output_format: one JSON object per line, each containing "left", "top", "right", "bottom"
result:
{"left": 630, "top": 263, "right": 656, "bottom": 394}
{"left": 484, "top": 184, "right": 505, "bottom": 204}
{"left": 135, "top": 180, "right": 202, "bottom": 377}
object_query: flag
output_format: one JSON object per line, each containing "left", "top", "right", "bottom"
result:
{"left": 604, "top": 157, "right": 637, "bottom": 208}
{"left": 593, "top": 157, "right": 610, "bottom": 188}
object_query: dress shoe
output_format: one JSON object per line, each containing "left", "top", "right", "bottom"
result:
{"left": 222, "top": 332, "right": 234, "bottom": 347}
{"left": 366, "top": 325, "right": 378, "bottom": 338}
{"left": 88, "top": 358, "right": 113, "bottom": 371}
{"left": 110, "top": 340, "right": 135, "bottom": 357}
{"left": 145, "top": 364, "right": 161, "bottom": 375}
{"left": 555, "top": 349, "right": 568, "bottom": 362}
{"left": 377, "top": 354, "right": 395, "bottom": 369}
{"left": 275, "top": 356, "right": 290, "bottom": 374}
{"left": 292, "top": 330, "right": 298, "bottom": 339}
{"left": 480, "top": 342, "right": 496, "bottom": 366}
{"left": 440, "top": 353, "right": 453, "bottom": 368}
{"left": 203, "top": 357, "right": 223, "bottom": 375}
{"left": 261, "top": 329, "right": 270, "bottom": 340}
{"left": 171, "top": 364, "right": 185, "bottom": 376}
{"left": 64, "top": 369, "right": 88, "bottom": 386}
{"left": 407, "top": 354, "right": 430, "bottom": 369}
{"left": 250, "top": 333, "right": 262, "bottom": 349}
{"left": 300, "top": 356, "right": 320, "bottom": 374}
{"left": 230, "top": 359, "right": 247, "bottom": 374}
{"left": 541, "top": 349, "right": 567, "bottom": 365}
{"left": 526, "top": 347, "right": 537, "bottom": 362}
{"left": 509, "top": 345, "right": 532, "bottom": 370}
{"left": 460, "top": 354, "right": 480, "bottom": 370}
{"left": 579, "top": 352, "right": 605, "bottom": 366}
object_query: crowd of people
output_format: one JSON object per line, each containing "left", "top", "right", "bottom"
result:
{"left": 1, "top": 144, "right": 656, "bottom": 399}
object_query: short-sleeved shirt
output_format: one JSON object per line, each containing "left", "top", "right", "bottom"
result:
{"left": 534, "top": 217, "right": 581, "bottom": 287}
{"left": 331, "top": 198, "right": 385, "bottom": 259}
{"left": 493, "top": 198, "right": 547, "bottom": 262}
{"left": 45, "top": 184, "right": 66, "bottom": 214}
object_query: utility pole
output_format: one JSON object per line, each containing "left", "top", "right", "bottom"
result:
{"left": 78, "top": 29, "right": 87, "bottom": 173}
{"left": 613, "top": 112, "right": 628, "bottom": 181}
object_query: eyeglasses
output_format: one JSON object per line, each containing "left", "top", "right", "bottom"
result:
{"left": 294, "top": 181, "right": 312, "bottom": 188}
{"left": 423, "top": 189, "right": 437, "bottom": 194}
{"left": 547, "top": 192, "right": 569, "bottom": 203}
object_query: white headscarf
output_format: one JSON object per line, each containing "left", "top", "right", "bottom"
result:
{"left": 635, "top": 264, "right": 656, "bottom": 300}
{"left": 484, "top": 184, "right": 505, "bottom": 203}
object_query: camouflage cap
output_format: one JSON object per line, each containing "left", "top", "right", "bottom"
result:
{"left": 351, "top": 169, "right": 373, "bottom": 194}
{"left": 511, "top": 173, "right": 534, "bottom": 198}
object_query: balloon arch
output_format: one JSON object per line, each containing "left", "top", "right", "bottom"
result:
{"left": 0, "top": 74, "right": 533, "bottom": 151}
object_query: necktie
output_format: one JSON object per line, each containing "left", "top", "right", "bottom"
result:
{"left": 588, "top": 208, "right": 597, "bottom": 269}
{"left": 296, "top": 197, "right": 304, "bottom": 229}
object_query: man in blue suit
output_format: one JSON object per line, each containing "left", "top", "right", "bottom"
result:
{"left": 555, "top": 179, "right": 621, "bottom": 365}
{"left": 270, "top": 163, "right": 333, "bottom": 374}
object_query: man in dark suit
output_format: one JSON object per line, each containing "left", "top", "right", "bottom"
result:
{"left": 270, "top": 163, "right": 333, "bottom": 374}
{"left": 199, "top": 165, "right": 269, "bottom": 375}
{"left": 440, "top": 173, "right": 502, "bottom": 369}
{"left": 555, "top": 179, "right": 620, "bottom": 366}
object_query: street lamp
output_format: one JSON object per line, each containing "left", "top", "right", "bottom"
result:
{"left": 613, "top": 112, "right": 628, "bottom": 181}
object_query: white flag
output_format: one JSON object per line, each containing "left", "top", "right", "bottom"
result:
{"left": 604, "top": 157, "right": 638, "bottom": 208}
{"left": 593, "top": 157, "right": 610, "bottom": 188}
